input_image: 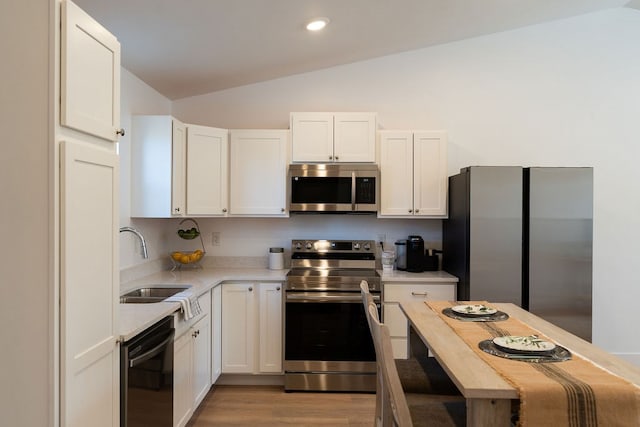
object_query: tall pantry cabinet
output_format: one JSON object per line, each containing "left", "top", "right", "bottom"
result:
{"left": 3, "top": 1, "right": 120, "bottom": 425}
{"left": 59, "top": 1, "right": 121, "bottom": 426}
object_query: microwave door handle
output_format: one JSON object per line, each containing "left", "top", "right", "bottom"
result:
{"left": 351, "top": 172, "right": 356, "bottom": 211}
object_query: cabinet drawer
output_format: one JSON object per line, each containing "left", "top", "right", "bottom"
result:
{"left": 383, "top": 283, "right": 455, "bottom": 303}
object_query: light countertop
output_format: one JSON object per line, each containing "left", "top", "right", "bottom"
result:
{"left": 119, "top": 268, "right": 287, "bottom": 341}
{"left": 119, "top": 267, "right": 457, "bottom": 341}
{"left": 379, "top": 269, "right": 458, "bottom": 282}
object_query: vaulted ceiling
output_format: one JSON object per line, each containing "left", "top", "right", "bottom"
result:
{"left": 74, "top": 0, "right": 631, "bottom": 100}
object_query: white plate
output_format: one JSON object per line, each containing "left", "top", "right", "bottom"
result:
{"left": 451, "top": 304, "right": 497, "bottom": 316}
{"left": 493, "top": 335, "right": 556, "bottom": 353}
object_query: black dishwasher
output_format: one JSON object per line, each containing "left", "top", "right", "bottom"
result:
{"left": 121, "top": 316, "right": 175, "bottom": 427}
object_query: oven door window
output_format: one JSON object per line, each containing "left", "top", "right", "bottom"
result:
{"left": 285, "top": 300, "right": 377, "bottom": 362}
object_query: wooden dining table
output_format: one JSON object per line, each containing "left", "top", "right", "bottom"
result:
{"left": 400, "top": 301, "right": 640, "bottom": 427}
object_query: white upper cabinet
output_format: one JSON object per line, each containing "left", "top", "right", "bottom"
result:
{"left": 333, "top": 113, "right": 377, "bottom": 162}
{"left": 131, "top": 116, "right": 186, "bottom": 218}
{"left": 61, "top": 0, "right": 121, "bottom": 142}
{"left": 379, "top": 130, "right": 448, "bottom": 218}
{"left": 131, "top": 119, "right": 229, "bottom": 217}
{"left": 186, "top": 125, "right": 229, "bottom": 216}
{"left": 290, "top": 112, "right": 376, "bottom": 163}
{"left": 229, "top": 130, "right": 289, "bottom": 216}
{"left": 413, "top": 131, "right": 448, "bottom": 216}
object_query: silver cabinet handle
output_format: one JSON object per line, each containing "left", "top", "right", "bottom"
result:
{"left": 411, "top": 291, "right": 428, "bottom": 297}
{"left": 222, "top": 208, "right": 227, "bottom": 213}
{"left": 335, "top": 156, "right": 339, "bottom": 160}
{"left": 276, "top": 287, "right": 281, "bottom": 291}
{"left": 248, "top": 286, "right": 253, "bottom": 292}
{"left": 116, "top": 128, "right": 125, "bottom": 136}
{"left": 281, "top": 208, "right": 285, "bottom": 212}
{"left": 415, "top": 209, "right": 419, "bottom": 213}
{"left": 329, "top": 155, "right": 333, "bottom": 160}
{"left": 408, "top": 209, "right": 413, "bottom": 213}
{"left": 174, "top": 207, "right": 180, "bottom": 213}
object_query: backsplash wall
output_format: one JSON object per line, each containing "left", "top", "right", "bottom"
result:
{"left": 122, "top": 215, "right": 442, "bottom": 269}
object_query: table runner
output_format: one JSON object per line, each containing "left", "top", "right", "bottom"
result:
{"left": 426, "top": 301, "right": 640, "bottom": 427}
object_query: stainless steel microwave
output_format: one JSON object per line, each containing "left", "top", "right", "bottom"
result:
{"left": 288, "top": 163, "right": 378, "bottom": 213}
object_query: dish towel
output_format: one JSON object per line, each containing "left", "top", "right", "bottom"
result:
{"left": 166, "top": 294, "right": 202, "bottom": 320}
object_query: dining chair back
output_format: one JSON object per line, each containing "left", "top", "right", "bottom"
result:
{"left": 368, "top": 303, "right": 415, "bottom": 427}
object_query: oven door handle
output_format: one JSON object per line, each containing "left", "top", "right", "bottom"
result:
{"left": 286, "top": 293, "right": 380, "bottom": 303}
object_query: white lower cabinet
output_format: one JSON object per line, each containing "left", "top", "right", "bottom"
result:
{"left": 192, "top": 314, "right": 211, "bottom": 407}
{"left": 173, "top": 331, "right": 193, "bottom": 427}
{"left": 173, "top": 291, "right": 211, "bottom": 427}
{"left": 382, "top": 282, "right": 455, "bottom": 359}
{"left": 211, "top": 285, "right": 222, "bottom": 384}
{"left": 221, "top": 282, "right": 283, "bottom": 374}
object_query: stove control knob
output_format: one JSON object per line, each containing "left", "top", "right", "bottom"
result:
{"left": 353, "top": 242, "right": 360, "bottom": 250}
{"left": 305, "top": 242, "right": 313, "bottom": 250}
{"left": 363, "top": 242, "right": 371, "bottom": 251}
{"left": 294, "top": 242, "right": 302, "bottom": 250}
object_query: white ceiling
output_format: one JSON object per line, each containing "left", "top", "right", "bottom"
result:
{"left": 74, "top": 0, "right": 631, "bottom": 100}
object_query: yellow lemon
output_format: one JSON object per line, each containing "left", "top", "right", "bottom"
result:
{"left": 180, "top": 254, "right": 190, "bottom": 264}
{"left": 171, "top": 252, "right": 182, "bottom": 261}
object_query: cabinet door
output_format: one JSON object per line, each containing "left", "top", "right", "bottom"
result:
{"left": 413, "top": 131, "right": 448, "bottom": 217}
{"left": 221, "top": 283, "right": 256, "bottom": 373}
{"left": 61, "top": 0, "right": 120, "bottom": 141}
{"left": 333, "top": 113, "right": 376, "bottom": 162}
{"left": 60, "top": 141, "right": 119, "bottom": 427}
{"left": 211, "top": 285, "right": 222, "bottom": 384}
{"left": 379, "top": 131, "right": 414, "bottom": 216}
{"left": 290, "top": 112, "right": 334, "bottom": 162}
{"left": 186, "top": 125, "right": 228, "bottom": 215}
{"left": 258, "top": 283, "right": 283, "bottom": 373}
{"left": 173, "top": 331, "right": 193, "bottom": 427}
{"left": 229, "top": 130, "right": 288, "bottom": 216}
{"left": 192, "top": 315, "right": 211, "bottom": 408}
{"left": 171, "top": 120, "right": 187, "bottom": 216}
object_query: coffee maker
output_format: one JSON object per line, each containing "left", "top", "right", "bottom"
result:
{"left": 406, "top": 235, "right": 425, "bottom": 272}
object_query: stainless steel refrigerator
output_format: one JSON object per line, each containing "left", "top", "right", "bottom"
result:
{"left": 443, "top": 166, "right": 593, "bottom": 341}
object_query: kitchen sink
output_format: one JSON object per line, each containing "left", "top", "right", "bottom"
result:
{"left": 120, "top": 285, "right": 191, "bottom": 303}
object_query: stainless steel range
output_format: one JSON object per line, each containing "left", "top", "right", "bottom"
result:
{"left": 284, "top": 239, "right": 381, "bottom": 392}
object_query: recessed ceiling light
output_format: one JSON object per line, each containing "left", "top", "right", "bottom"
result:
{"left": 306, "top": 17, "right": 329, "bottom": 31}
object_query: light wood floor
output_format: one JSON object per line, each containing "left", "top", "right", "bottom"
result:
{"left": 187, "top": 385, "right": 376, "bottom": 426}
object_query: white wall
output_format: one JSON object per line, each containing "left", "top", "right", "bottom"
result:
{"left": 0, "top": 1, "right": 53, "bottom": 425}
{"left": 171, "top": 9, "right": 640, "bottom": 362}
{"left": 118, "top": 69, "right": 172, "bottom": 269}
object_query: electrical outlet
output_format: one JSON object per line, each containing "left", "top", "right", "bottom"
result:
{"left": 211, "top": 232, "right": 220, "bottom": 246}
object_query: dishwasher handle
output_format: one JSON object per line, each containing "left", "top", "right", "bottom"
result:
{"left": 129, "top": 329, "right": 175, "bottom": 368}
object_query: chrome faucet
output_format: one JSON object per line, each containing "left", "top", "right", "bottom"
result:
{"left": 119, "top": 226, "right": 149, "bottom": 259}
